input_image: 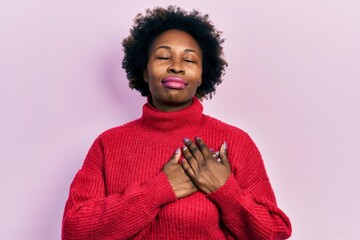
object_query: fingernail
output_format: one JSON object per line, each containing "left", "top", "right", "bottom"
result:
{"left": 212, "top": 151, "right": 219, "bottom": 158}
{"left": 175, "top": 148, "right": 180, "bottom": 154}
{"left": 181, "top": 158, "right": 186, "bottom": 163}
{"left": 195, "top": 136, "right": 201, "bottom": 141}
{"left": 183, "top": 138, "right": 190, "bottom": 143}
{"left": 182, "top": 145, "right": 188, "bottom": 151}
{"left": 222, "top": 142, "right": 227, "bottom": 150}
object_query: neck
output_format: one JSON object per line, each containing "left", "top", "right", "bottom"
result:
{"left": 140, "top": 97, "right": 204, "bottom": 137}
{"left": 149, "top": 97, "right": 193, "bottom": 112}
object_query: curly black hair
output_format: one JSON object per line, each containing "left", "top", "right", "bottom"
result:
{"left": 122, "top": 6, "right": 227, "bottom": 99}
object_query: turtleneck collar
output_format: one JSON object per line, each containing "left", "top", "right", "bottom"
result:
{"left": 140, "top": 97, "right": 204, "bottom": 136}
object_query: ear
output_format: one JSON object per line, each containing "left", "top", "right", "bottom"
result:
{"left": 197, "top": 78, "right": 202, "bottom": 87}
{"left": 143, "top": 70, "right": 149, "bottom": 82}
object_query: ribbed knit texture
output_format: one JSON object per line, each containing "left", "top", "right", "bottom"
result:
{"left": 62, "top": 97, "right": 292, "bottom": 240}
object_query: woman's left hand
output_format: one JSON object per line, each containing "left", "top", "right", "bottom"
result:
{"left": 181, "top": 137, "right": 231, "bottom": 194}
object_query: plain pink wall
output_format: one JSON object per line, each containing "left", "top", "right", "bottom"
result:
{"left": 1, "top": 1, "right": 359, "bottom": 239}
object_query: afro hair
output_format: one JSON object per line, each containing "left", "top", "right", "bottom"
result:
{"left": 122, "top": 5, "right": 227, "bottom": 99}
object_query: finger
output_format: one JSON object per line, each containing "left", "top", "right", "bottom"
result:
{"left": 181, "top": 144, "right": 199, "bottom": 173}
{"left": 213, "top": 151, "right": 220, "bottom": 159}
{"left": 195, "top": 137, "right": 213, "bottom": 161}
{"left": 219, "top": 142, "right": 230, "bottom": 167}
{"left": 184, "top": 138, "right": 204, "bottom": 162}
{"left": 181, "top": 158, "right": 195, "bottom": 178}
{"left": 167, "top": 148, "right": 181, "bottom": 165}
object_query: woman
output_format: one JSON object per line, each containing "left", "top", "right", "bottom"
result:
{"left": 62, "top": 6, "right": 292, "bottom": 239}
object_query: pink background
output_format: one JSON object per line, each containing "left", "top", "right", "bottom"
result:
{"left": 1, "top": 1, "right": 359, "bottom": 239}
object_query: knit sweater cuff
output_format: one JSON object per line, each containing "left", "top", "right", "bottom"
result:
{"left": 207, "top": 174, "right": 253, "bottom": 213}
{"left": 141, "top": 172, "right": 177, "bottom": 212}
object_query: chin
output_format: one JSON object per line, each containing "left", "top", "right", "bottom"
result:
{"left": 164, "top": 94, "right": 192, "bottom": 104}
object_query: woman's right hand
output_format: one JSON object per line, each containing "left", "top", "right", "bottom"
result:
{"left": 162, "top": 148, "right": 197, "bottom": 199}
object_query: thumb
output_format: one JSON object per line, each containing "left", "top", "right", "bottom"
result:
{"left": 219, "top": 142, "right": 230, "bottom": 167}
{"left": 167, "top": 148, "right": 181, "bottom": 165}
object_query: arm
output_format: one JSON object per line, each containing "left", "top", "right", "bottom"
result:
{"left": 62, "top": 137, "right": 177, "bottom": 240}
{"left": 207, "top": 137, "right": 292, "bottom": 240}
{"left": 181, "top": 136, "right": 291, "bottom": 239}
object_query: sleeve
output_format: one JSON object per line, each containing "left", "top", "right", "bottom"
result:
{"left": 207, "top": 134, "right": 292, "bottom": 240}
{"left": 62, "top": 137, "right": 177, "bottom": 240}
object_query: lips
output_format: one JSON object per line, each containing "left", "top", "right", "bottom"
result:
{"left": 161, "top": 77, "right": 188, "bottom": 90}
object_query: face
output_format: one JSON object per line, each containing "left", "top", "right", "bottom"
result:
{"left": 144, "top": 29, "right": 203, "bottom": 112}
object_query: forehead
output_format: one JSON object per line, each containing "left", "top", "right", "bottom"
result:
{"left": 149, "top": 29, "right": 201, "bottom": 53}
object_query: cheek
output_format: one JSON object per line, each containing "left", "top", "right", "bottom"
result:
{"left": 190, "top": 67, "right": 202, "bottom": 82}
{"left": 147, "top": 63, "right": 164, "bottom": 79}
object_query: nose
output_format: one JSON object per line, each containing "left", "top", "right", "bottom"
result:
{"left": 167, "top": 60, "right": 184, "bottom": 74}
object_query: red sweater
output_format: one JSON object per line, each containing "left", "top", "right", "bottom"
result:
{"left": 62, "top": 98, "right": 292, "bottom": 239}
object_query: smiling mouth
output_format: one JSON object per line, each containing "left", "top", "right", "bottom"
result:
{"left": 161, "top": 77, "right": 188, "bottom": 90}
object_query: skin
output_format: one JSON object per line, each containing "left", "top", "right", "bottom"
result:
{"left": 162, "top": 138, "right": 231, "bottom": 198}
{"left": 144, "top": 29, "right": 203, "bottom": 112}
{"left": 144, "top": 29, "right": 231, "bottom": 199}
{"left": 181, "top": 137, "right": 231, "bottom": 194}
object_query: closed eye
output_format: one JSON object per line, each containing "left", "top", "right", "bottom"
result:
{"left": 184, "top": 59, "right": 196, "bottom": 63}
{"left": 157, "top": 57, "right": 170, "bottom": 60}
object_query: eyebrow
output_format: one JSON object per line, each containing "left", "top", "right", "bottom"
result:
{"left": 152, "top": 45, "right": 201, "bottom": 57}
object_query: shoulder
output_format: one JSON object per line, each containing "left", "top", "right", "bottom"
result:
{"left": 94, "top": 119, "right": 141, "bottom": 143}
